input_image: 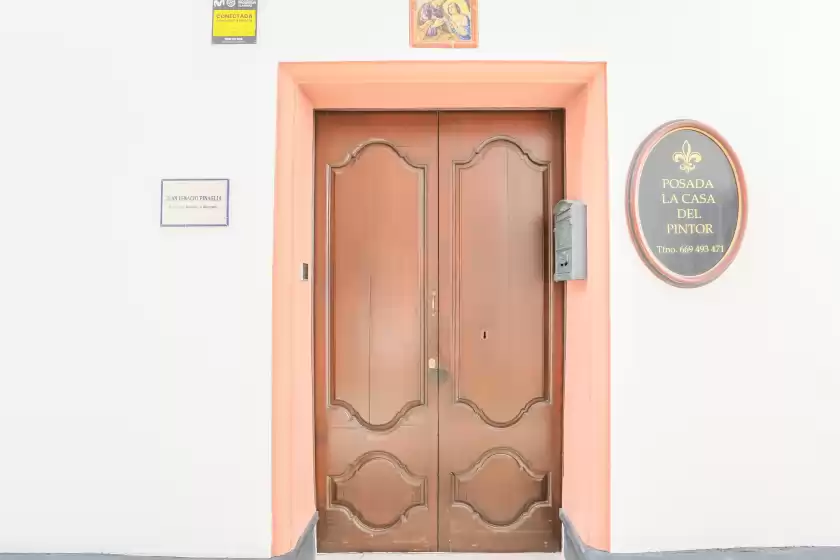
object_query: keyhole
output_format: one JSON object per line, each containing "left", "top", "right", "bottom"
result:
{"left": 481, "top": 330, "right": 488, "bottom": 340}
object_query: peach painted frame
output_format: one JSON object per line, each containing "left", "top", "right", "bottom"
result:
{"left": 409, "top": 0, "right": 479, "bottom": 48}
{"left": 626, "top": 119, "right": 748, "bottom": 288}
{"left": 271, "top": 61, "right": 610, "bottom": 555}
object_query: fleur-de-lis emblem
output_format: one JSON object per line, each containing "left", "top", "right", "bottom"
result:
{"left": 672, "top": 140, "right": 702, "bottom": 174}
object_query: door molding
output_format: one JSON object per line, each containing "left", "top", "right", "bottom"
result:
{"left": 271, "top": 61, "right": 610, "bottom": 555}
{"left": 325, "top": 137, "right": 430, "bottom": 433}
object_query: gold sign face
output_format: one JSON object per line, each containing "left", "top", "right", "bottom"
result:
{"left": 626, "top": 120, "right": 748, "bottom": 288}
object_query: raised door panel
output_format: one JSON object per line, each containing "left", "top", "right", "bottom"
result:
{"left": 437, "top": 111, "right": 563, "bottom": 552}
{"left": 330, "top": 141, "right": 426, "bottom": 430}
{"left": 314, "top": 113, "right": 439, "bottom": 552}
{"left": 454, "top": 139, "right": 550, "bottom": 427}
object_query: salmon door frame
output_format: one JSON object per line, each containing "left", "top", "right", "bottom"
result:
{"left": 272, "top": 61, "right": 611, "bottom": 555}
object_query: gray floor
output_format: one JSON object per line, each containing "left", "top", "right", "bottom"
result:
{"left": 318, "top": 554, "right": 564, "bottom": 560}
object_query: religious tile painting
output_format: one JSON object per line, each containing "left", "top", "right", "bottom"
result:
{"left": 410, "top": 0, "right": 478, "bottom": 48}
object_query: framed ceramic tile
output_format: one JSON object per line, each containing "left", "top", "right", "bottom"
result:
{"left": 410, "top": 0, "right": 478, "bottom": 48}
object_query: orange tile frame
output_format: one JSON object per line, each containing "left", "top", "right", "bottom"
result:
{"left": 271, "top": 61, "right": 610, "bottom": 555}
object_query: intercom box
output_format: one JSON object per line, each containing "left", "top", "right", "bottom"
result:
{"left": 553, "top": 200, "right": 587, "bottom": 282}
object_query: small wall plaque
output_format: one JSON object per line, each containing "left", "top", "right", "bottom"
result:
{"left": 160, "top": 179, "right": 230, "bottom": 227}
{"left": 626, "top": 120, "right": 748, "bottom": 288}
{"left": 212, "top": 0, "right": 257, "bottom": 45}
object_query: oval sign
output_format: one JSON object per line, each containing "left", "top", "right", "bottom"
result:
{"left": 626, "top": 120, "right": 748, "bottom": 287}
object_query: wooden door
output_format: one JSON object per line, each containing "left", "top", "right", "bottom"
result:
{"left": 437, "top": 112, "right": 564, "bottom": 552}
{"left": 314, "top": 112, "right": 440, "bottom": 552}
{"left": 314, "top": 111, "right": 563, "bottom": 553}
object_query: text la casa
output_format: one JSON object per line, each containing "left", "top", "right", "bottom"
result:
{"left": 661, "top": 177, "right": 716, "bottom": 204}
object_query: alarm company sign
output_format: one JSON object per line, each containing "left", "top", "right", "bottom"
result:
{"left": 212, "top": 0, "right": 258, "bottom": 44}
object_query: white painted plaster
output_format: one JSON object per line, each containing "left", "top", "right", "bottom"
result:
{"left": 1, "top": 0, "right": 838, "bottom": 556}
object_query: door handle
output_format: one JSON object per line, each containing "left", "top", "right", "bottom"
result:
{"left": 427, "top": 359, "right": 449, "bottom": 383}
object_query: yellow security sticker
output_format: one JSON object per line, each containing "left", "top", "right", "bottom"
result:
{"left": 213, "top": 10, "right": 256, "bottom": 40}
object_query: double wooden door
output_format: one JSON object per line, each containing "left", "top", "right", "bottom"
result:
{"left": 314, "top": 111, "right": 563, "bottom": 552}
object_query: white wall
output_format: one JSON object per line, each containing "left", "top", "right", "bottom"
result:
{"left": 0, "top": 1, "right": 277, "bottom": 557}
{"left": 1, "top": 0, "right": 839, "bottom": 556}
{"left": 604, "top": 2, "right": 840, "bottom": 553}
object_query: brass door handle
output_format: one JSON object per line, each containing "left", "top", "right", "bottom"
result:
{"left": 430, "top": 367, "right": 449, "bottom": 383}
{"left": 428, "top": 359, "right": 449, "bottom": 383}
